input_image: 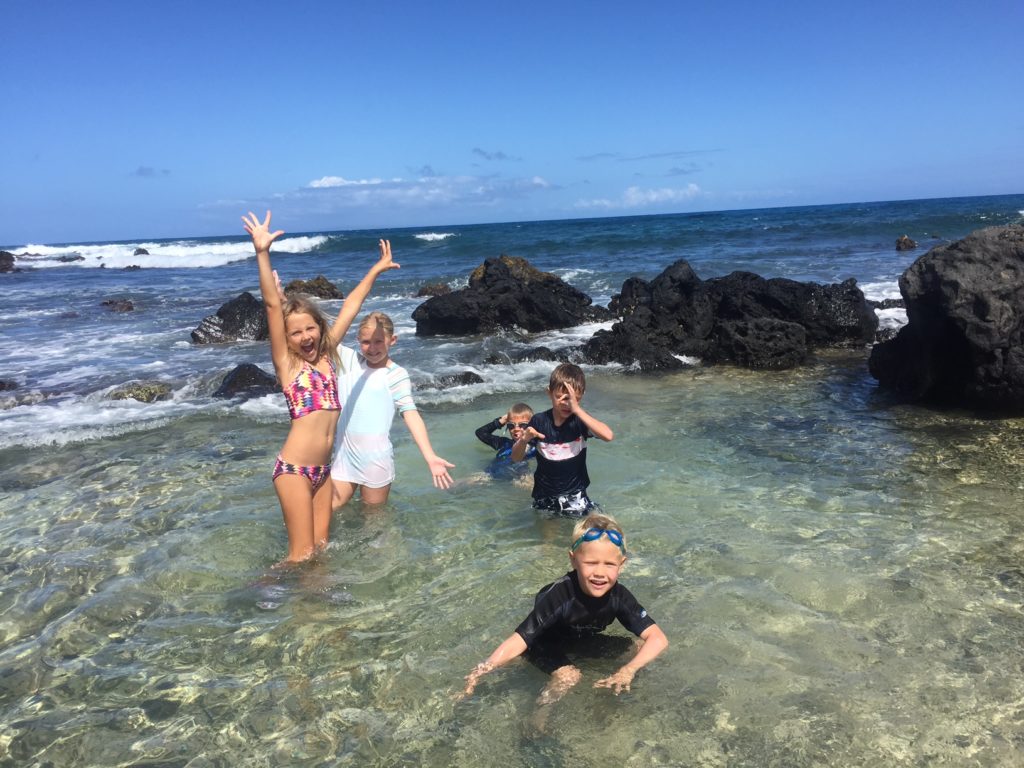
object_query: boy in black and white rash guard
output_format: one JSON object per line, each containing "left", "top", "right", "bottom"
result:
{"left": 511, "top": 363, "right": 614, "bottom": 515}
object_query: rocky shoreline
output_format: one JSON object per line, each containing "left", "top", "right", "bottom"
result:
{"left": 5, "top": 226, "right": 1024, "bottom": 414}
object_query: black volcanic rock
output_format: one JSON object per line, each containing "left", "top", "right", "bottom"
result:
{"left": 418, "top": 371, "right": 485, "bottom": 390}
{"left": 412, "top": 255, "right": 611, "bottom": 336}
{"left": 101, "top": 299, "right": 135, "bottom": 312}
{"left": 284, "top": 275, "right": 344, "bottom": 299}
{"left": 895, "top": 235, "right": 917, "bottom": 251}
{"left": 213, "top": 363, "right": 278, "bottom": 399}
{"left": 0, "top": 251, "right": 15, "bottom": 273}
{"left": 416, "top": 282, "right": 451, "bottom": 298}
{"left": 583, "top": 259, "right": 877, "bottom": 371}
{"left": 191, "top": 292, "right": 268, "bottom": 344}
{"left": 869, "top": 225, "right": 1024, "bottom": 412}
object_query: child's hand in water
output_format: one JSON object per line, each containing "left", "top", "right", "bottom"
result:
{"left": 458, "top": 661, "right": 494, "bottom": 699}
{"left": 594, "top": 665, "right": 636, "bottom": 695}
{"left": 242, "top": 211, "right": 284, "bottom": 252}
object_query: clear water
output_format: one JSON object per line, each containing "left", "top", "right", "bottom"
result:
{"left": 3, "top": 195, "right": 1024, "bottom": 765}
{"left": 3, "top": 350, "right": 1024, "bottom": 766}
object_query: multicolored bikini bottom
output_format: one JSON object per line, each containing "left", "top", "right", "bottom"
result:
{"left": 272, "top": 456, "right": 331, "bottom": 491}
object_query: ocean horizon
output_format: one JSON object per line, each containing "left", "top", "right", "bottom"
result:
{"left": 2, "top": 192, "right": 1024, "bottom": 766}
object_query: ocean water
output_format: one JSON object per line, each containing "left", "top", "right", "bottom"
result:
{"left": 2, "top": 195, "right": 1024, "bottom": 766}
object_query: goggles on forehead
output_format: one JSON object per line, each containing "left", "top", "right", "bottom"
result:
{"left": 571, "top": 527, "right": 625, "bottom": 554}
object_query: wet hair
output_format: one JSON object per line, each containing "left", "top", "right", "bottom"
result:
{"left": 549, "top": 363, "right": 586, "bottom": 397}
{"left": 507, "top": 402, "right": 534, "bottom": 420}
{"left": 571, "top": 512, "right": 626, "bottom": 551}
{"left": 283, "top": 294, "right": 339, "bottom": 367}
{"left": 358, "top": 310, "right": 395, "bottom": 337}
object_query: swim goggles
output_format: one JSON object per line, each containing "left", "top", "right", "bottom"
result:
{"left": 571, "top": 527, "right": 625, "bottom": 554}
{"left": 507, "top": 421, "right": 530, "bottom": 430}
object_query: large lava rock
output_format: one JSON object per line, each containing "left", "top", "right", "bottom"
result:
{"left": 869, "top": 225, "right": 1024, "bottom": 411}
{"left": 191, "top": 292, "right": 268, "bottom": 344}
{"left": 213, "top": 363, "right": 278, "bottom": 399}
{"left": 412, "top": 255, "right": 611, "bottom": 335}
{"left": 583, "top": 260, "right": 877, "bottom": 371}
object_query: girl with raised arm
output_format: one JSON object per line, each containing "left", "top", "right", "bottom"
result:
{"left": 242, "top": 211, "right": 397, "bottom": 563}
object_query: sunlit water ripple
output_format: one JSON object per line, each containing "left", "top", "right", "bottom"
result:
{"left": 2, "top": 350, "right": 1024, "bottom": 766}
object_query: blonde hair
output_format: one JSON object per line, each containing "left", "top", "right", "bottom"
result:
{"left": 358, "top": 310, "right": 395, "bottom": 336}
{"left": 549, "top": 363, "right": 586, "bottom": 397}
{"left": 571, "top": 512, "right": 625, "bottom": 549}
{"left": 283, "top": 294, "right": 339, "bottom": 367}
{"left": 507, "top": 402, "right": 534, "bottom": 420}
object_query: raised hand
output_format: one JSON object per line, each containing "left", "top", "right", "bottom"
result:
{"left": 374, "top": 239, "right": 402, "bottom": 274}
{"left": 521, "top": 425, "right": 546, "bottom": 442}
{"left": 242, "top": 211, "right": 284, "bottom": 253}
{"left": 560, "top": 382, "right": 580, "bottom": 413}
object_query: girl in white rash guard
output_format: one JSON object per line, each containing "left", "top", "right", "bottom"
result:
{"left": 330, "top": 309, "right": 454, "bottom": 508}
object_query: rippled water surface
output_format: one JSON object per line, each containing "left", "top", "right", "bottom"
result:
{"left": 3, "top": 350, "right": 1024, "bottom": 766}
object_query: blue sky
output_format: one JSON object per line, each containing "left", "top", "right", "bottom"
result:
{"left": 2, "top": 0, "right": 1021, "bottom": 245}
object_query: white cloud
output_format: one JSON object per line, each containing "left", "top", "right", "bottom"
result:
{"left": 576, "top": 183, "right": 702, "bottom": 210}
{"left": 307, "top": 176, "right": 386, "bottom": 188}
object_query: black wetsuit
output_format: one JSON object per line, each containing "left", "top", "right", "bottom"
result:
{"left": 514, "top": 570, "right": 656, "bottom": 673}
{"left": 474, "top": 417, "right": 535, "bottom": 478}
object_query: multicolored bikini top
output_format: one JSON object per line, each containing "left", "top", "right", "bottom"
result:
{"left": 283, "top": 359, "right": 341, "bottom": 420}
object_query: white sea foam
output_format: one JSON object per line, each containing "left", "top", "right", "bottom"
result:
{"left": 531, "top": 321, "right": 615, "bottom": 347}
{"left": 414, "top": 232, "right": 456, "bottom": 242}
{"left": 0, "top": 396, "right": 207, "bottom": 449}
{"left": 859, "top": 280, "right": 901, "bottom": 302}
{"left": 876, "top": 307, "right": 907, "bottom": 330}
{"left": 553, "top": 267, "right": 595, "bottom": 283}
{"left": 10, "top": 235, "right": 327, "bottom": 270}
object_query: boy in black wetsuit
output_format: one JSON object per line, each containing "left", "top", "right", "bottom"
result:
{"left": 462, "top": 513, "right": 668, "bottom": 706}
{"left": 474, "top": 403, "right": 536, "bottom": 478}
{"left": 511, "top": 363, "right": 614, "bottom": 515}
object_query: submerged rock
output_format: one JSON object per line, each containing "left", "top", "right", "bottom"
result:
{"left": 101, "top": 299, "right": 135, "bottom": 312}
{"left": 417, "top": 371, "right": 485, "bottom": 390}
{"left": 110, "top": 381, "right": 172, "bottom": 403}
{"left": 483, "top": 346, "right": 566, "bottom": 365}
{"left": 412, "top": 255, "right": 611, "bottom": 336}
{"left": 869, "top": 225, "right": 1024, "bottom": 412}
{"left": 191, "top": 292, "right": 267, "bottom": 344}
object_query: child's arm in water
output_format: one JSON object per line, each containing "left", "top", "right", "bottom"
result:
{"left": 461, "top": 632, "right": 528, "bottom": 697}
{"left": 327, "top": 239, "right": 400, "bottom": 347}
{"left": 564, "top": 382, "right": 614, "bottom": 442}
{"left": 242, "top": 211, "right": 289, "bottom": 379}
{"left": 401, "top": 410, "right": 455, "bottom": 489}
{"left": 593, "top": 623, "right": 668, "bottom": 695}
